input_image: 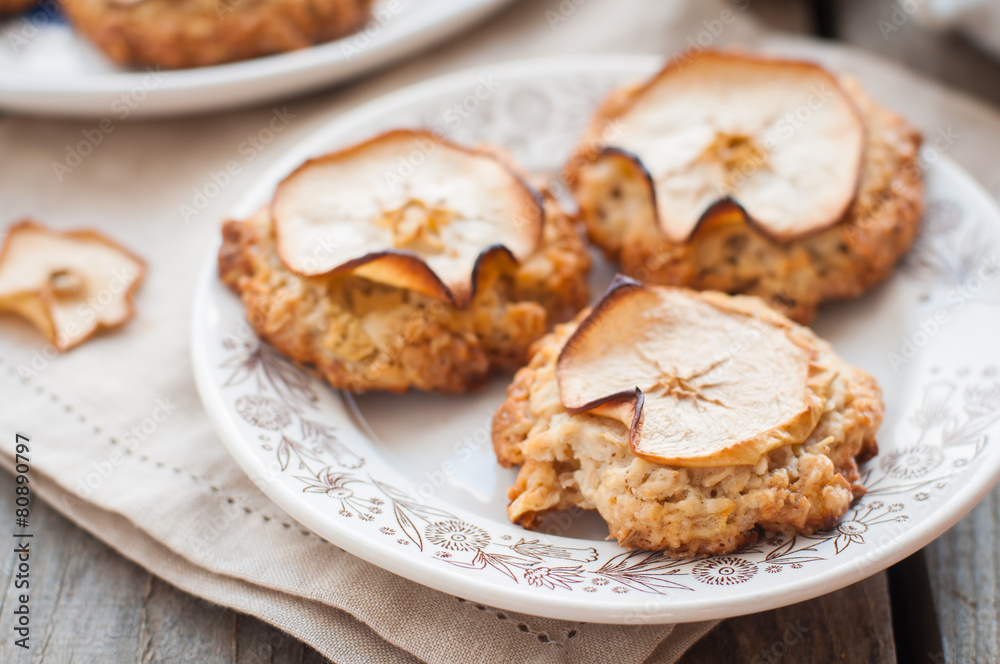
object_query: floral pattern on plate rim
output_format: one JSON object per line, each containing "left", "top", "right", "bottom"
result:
{"left": 219, "top": 332, "right": 999, "bottom": 593}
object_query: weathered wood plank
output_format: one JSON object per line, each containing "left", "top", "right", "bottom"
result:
{"left": 0, "top": 482, "right": 241, "bottom": 664}
{"left": 740, "top": 0, "right": 813, "bottom": 34}
{"left": 923, "top": 488, "right": 1000, "bottom": 664}
{"left": 235, "top": 613, "right": 313, "bottom": 664}
{"left": 676, "top": 573, "right": 896, "bottom": 664}
{"left": 0, "top": 483, "right": 150, "bottom": 663}
{"left": 814, "top": 2, "right": 1000, "bottom": 662}
{"left": 140, "top": 576, "right": 234, "bottom": 664}
{"left": 833, "top": 0, "right": 1000, "bottom": 108}
{"left": 888, "top": 551, "right": 945, "bottom": 664}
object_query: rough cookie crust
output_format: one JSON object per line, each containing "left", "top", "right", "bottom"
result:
{"left": 0, "top": 0, "right": 36, "bottom": 14}
{"left": 218, "top": 199, "right": 591, "bottom": 394}
{"left": 492, "top": 292, "right": 883, "bottom": 556}
{"left": 568, "top": 76, "right": 923, "bottom": 323}
{"left": 59, "top": 0, "right": 374, "bottom": 69}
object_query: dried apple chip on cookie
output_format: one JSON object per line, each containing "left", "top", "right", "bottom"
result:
{"left": 0, "top": 221, "right": 145, "bottom": 350}
{"left": 220, "top": 129, "right": 591, "bottom": 394}
{"left": 566, "top": 50, "right": 923, "bottom": 323}
{"left": 556, "top": 277, "right": 834, "bottom": 467}
{"left": 272, "top": 129, "right": 543, "bottom": 308}
{"left": 493, "top": 277, "right": 883, "bottom": 555}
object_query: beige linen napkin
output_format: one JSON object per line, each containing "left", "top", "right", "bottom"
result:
{"left": 2, "top": 0, "right": 1000, "bottom": 662}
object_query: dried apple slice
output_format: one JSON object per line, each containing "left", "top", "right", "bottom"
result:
{"left": 555, "top": 276, "right": 831, "bottom": 467}
{"left": 581, "top": 51, "right": 865, "bottom": 242}
{"left": 272, "top": 129, "right": 544, "bottom": 307}
{"left": 0, "top": 221, "right": 145, "bottom": 350}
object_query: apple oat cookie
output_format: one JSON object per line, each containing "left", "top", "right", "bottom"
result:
{"left": 58, "top": 0, "right": 374, "bottom": 69}
{"left": 219, "top": 130, "right": 591, "bottom": 394}
{"left": 492, "top": 278, "right": 882, "bottom": 556}
{"left": 0, "top": 0, "right": 37, "bottom": 14}
{"left": 566, "top": 51, "right": 923, "bottom": 323}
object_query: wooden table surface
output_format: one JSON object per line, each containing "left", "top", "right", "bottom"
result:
{"left": 3, "top": 1, "right": 1000, "bottom": 662}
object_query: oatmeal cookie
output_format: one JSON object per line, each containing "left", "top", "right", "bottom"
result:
{"left": 219, "top": 196, "right": 591, "bottom": 394}
{"left": 218, "top": 130, "right": 590, "bottom": 394}
{"left": 58, "top": 0, "right": 374, "bottom": 69}
{"left": 567, "top": 51, "right": 923, "bottom": 323}
{"left": 492, "top": 281, "right": 882, "bottom": 556}
{"left": 0, "top": 0, "right": 36, "bottom": 14}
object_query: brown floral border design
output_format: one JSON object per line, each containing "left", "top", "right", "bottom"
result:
{"left": 219, "top": 333, "right": 999, "bottom": 593}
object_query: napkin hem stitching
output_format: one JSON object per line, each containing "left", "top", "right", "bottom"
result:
{"left": 4, "top": 357, "right": 320, "bottom": 538}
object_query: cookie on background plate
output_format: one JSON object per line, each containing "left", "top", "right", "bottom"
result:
{"left": 565, "top": 50, "right": 924, "bottom": 323}
{"left": 0, "top": 0, "right": 37, "bottom": 14}
{"left": 219, "top": 130, "right": 592, "bottom": 394}
{"left": 493, "top": 276, "right": 883, "bottom": 556}
{"left": 58, "top": 0, "right": 375, "bottom": 69}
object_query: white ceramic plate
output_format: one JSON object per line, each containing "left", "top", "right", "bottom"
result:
{"left": 0, "top": 0, "right": 512, "bottom": 118}
{"left": 191, "top": 55, "right": 1000, "bottom": 624}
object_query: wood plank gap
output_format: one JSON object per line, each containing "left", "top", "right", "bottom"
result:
{"left": 888, "top": 550, "right": 944, "bottom": 664}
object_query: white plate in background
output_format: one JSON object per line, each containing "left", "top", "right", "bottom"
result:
{"left": 0, "top": 0, "right": 514, "bottom": 118}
